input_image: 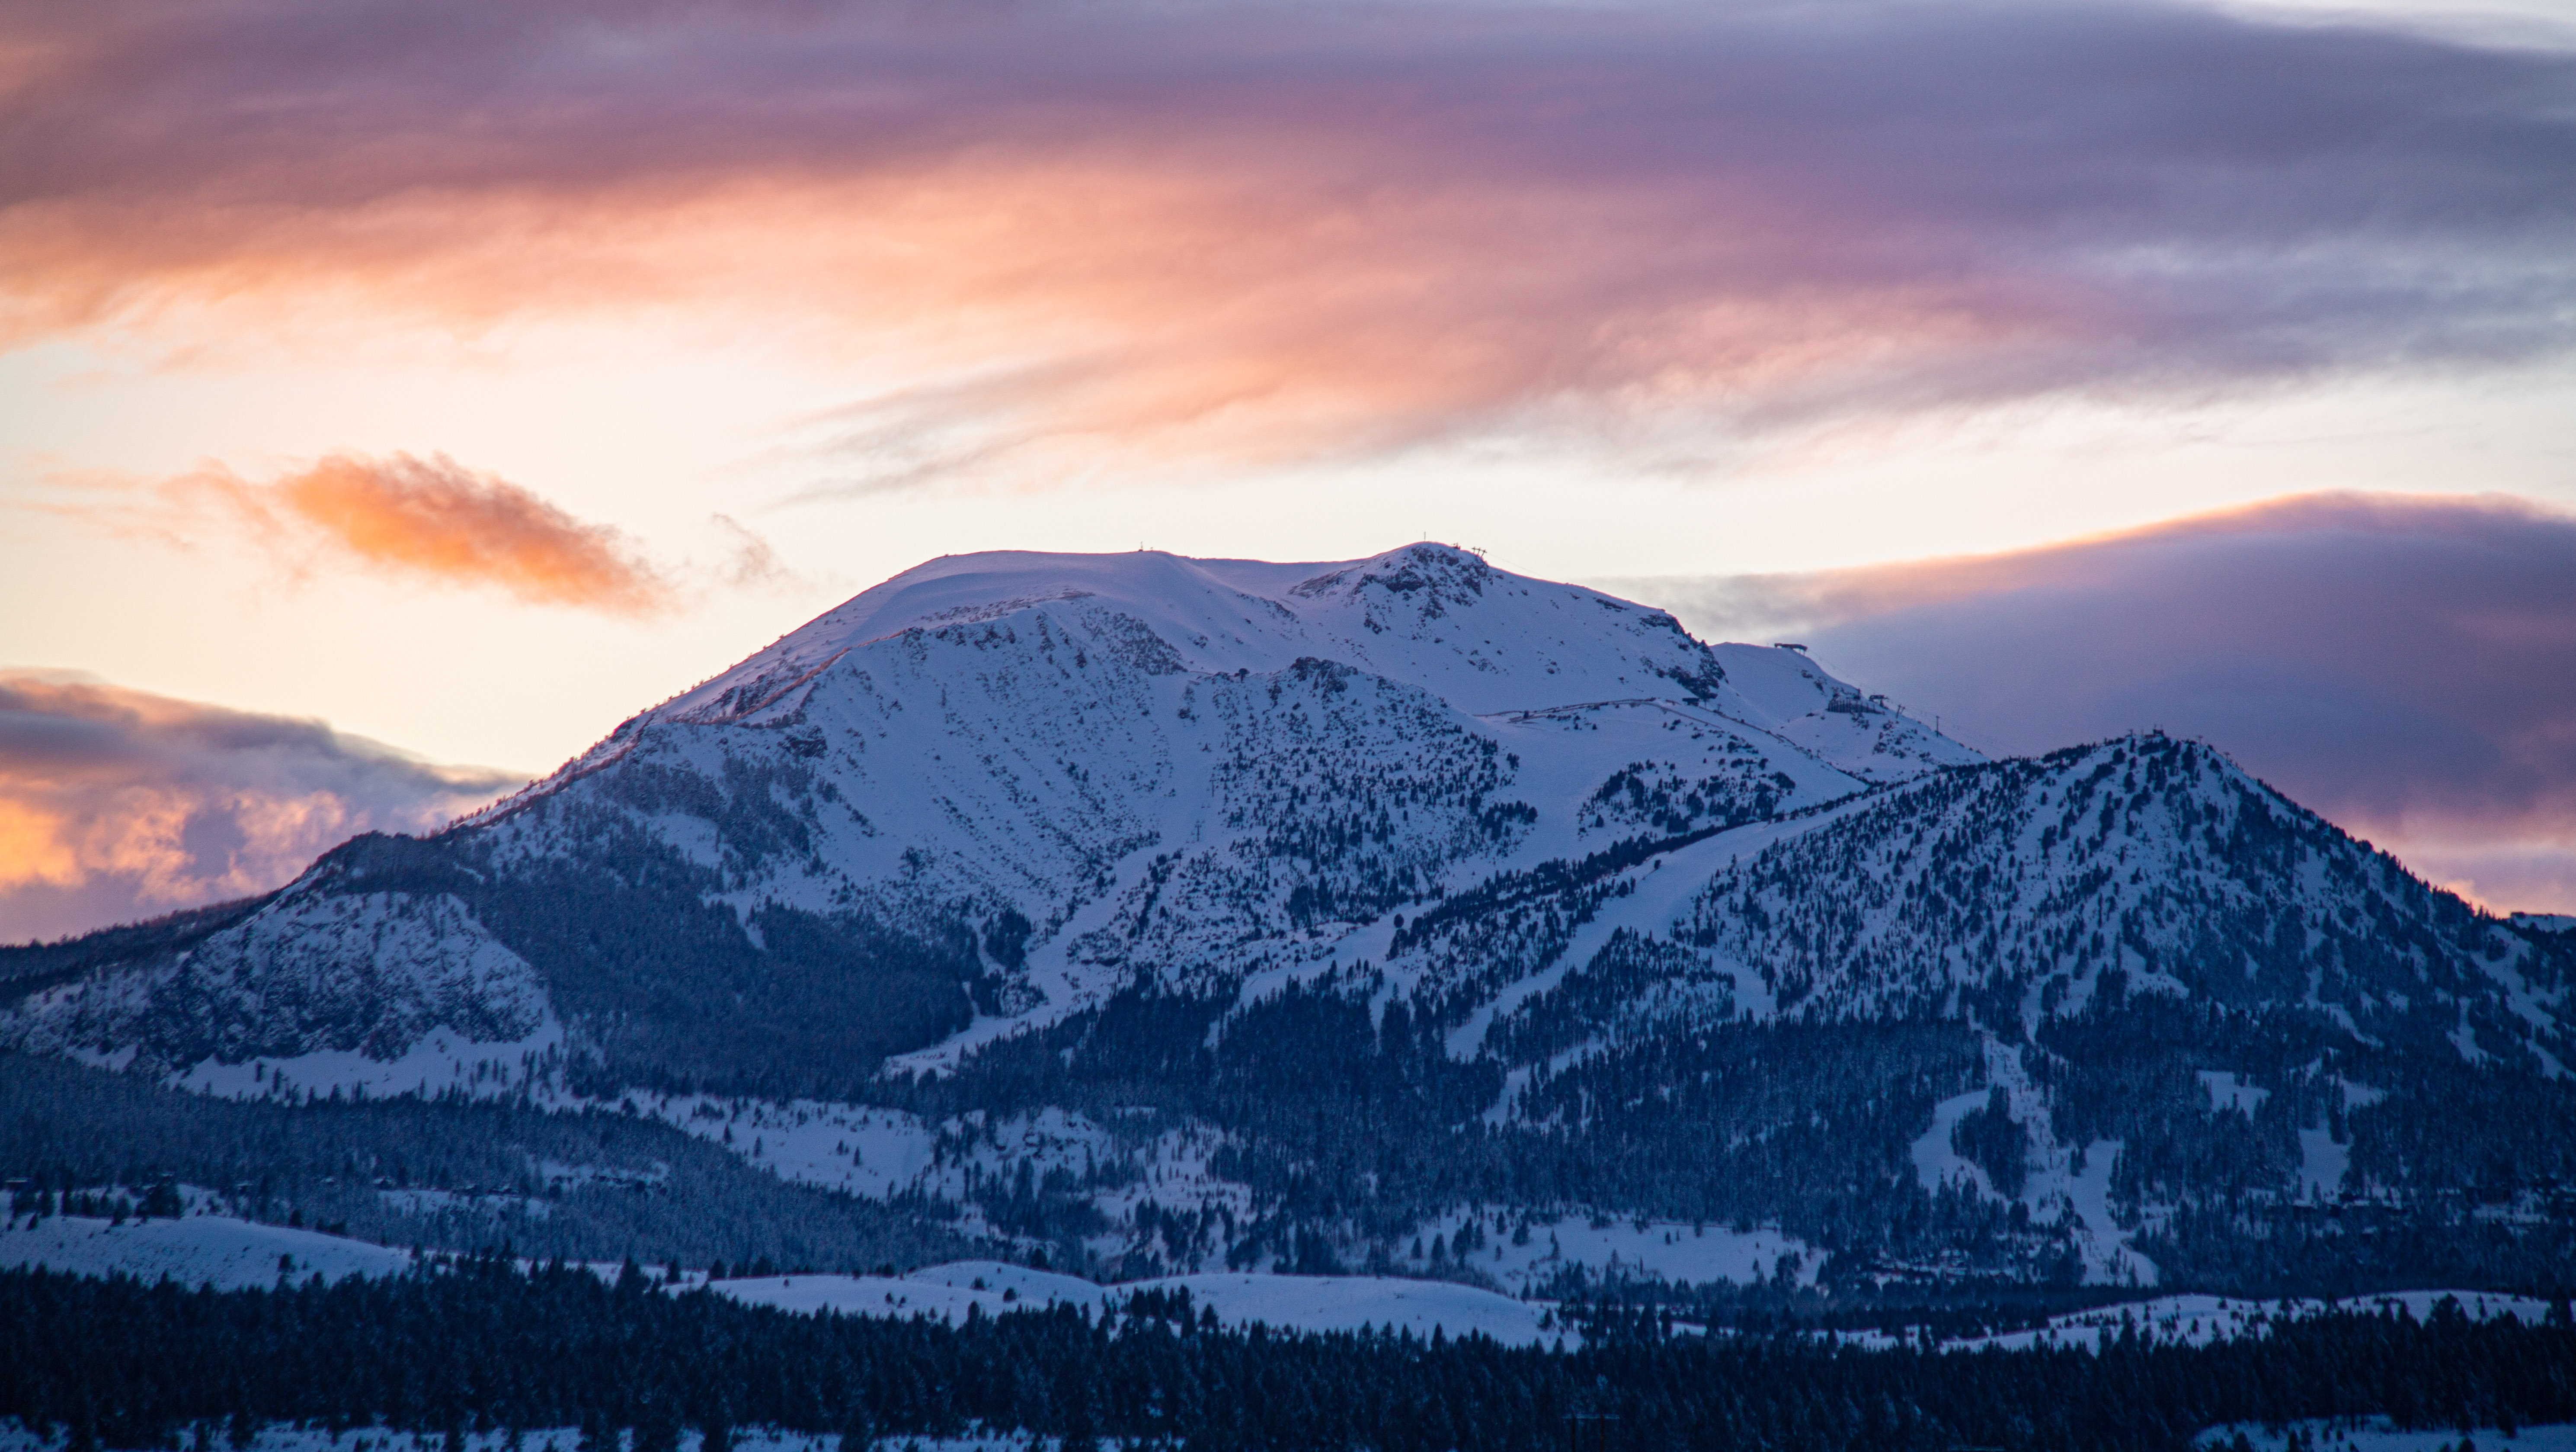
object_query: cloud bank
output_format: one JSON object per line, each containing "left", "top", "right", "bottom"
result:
{"left": 1626, "top": 493, "right": 2576, "bottom": 913}
{"left": 0, "top": 673, "right": 523, "bottom": 943}
{"left": 4, "top": 0, "right": 2570, "bottom": 481}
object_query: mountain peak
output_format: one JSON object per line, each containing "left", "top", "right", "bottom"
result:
{"left": 627, "top": 543, "right": 1777, "bottom": 746}
{"left": 1285, "top": 541, "right": 1495, "bottom": 605}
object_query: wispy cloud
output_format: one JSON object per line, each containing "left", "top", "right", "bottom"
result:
{"left": 0, "top": 673, "right": 523, "bottom": 942}
{"left": 3, "top": 0, "right": 2569, "bottom": 481}
{"left": 708, "top": 513, "right": 796, "bottom": 591}
{"left": 1619, "top": 493, "right": 2576, "bottom": 912}
{"left": 206, "top": 453, "right": 675, "bottom": 613}
{"left": 29, "top": 452, "right": 678, "bottom": 613}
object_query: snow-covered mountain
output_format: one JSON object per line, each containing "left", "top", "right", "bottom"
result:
{"left": 4, "top": 544, "right": 2570, "bottom": 1296}
{"left": 2, "top": 546, "right": 1968, "bottom": 1084}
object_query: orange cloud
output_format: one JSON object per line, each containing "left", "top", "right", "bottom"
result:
{"left": 0, "top": 673, "right": 522, "bottom": 943}
{"left": 3, "top": 0, "right": 2564, "bottom": 483}
{"left": 193, "top": 453, "right": 673, "bottom": 613}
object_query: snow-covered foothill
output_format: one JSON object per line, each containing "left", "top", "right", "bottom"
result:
{"left": 0, "top": 1212, "right": 412, "bottom": 1289}
{"left": 705, "top": 1260, "right": 1570, "bottom": 1348}
{"left": 5, "top": 888, "right": 550, "bottom": 1083}
{"left": 1914, "top": 1290, "right": 2556, "bottom": 1354}
{"left": 1140, "top": 1272, "right": 1565, "bottom": 1347}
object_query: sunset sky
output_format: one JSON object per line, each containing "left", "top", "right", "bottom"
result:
{"left": 4, "top": 0, "right": 2573, "bottom": 939}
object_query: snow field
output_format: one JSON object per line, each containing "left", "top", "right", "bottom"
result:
{"left": 1140, "top": 1272, "right": 1566, "bottom": 1346}
{"left": 0, "top": 1214, "right": 1563, "bottom": 1347}
{"left": 0, "top": 1199, "right": 1837, "bottom": 1313}
{"left": 706, "top": 1261, "right": 1571, "bottom": 1348}
{"left": 0, "top": 1213, "right": 412, "bottom": 1289}
{"left": 0, "top": 1211, "right": 2550, "bottom": 1367}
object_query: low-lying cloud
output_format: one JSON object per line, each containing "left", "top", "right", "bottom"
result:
{"left": 3, "top": 0, "right": 2570, "bottom": 481}
{"left": 1624, "top": 493, "right": 2576, "bottom": 913}
{"left": 0, "top": 673, "right": 525, "bottom": 944}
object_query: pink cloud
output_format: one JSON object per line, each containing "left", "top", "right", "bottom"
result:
{"left": 0, "top": 673, "right": 522, "bottom": 942}
{"left": 0, "top": 0, "right": 2566, "bottom": 479}
{"left": 206, "top": 452, "right": 675, "bottom": 614}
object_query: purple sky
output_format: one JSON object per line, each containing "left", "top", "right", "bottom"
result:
{"left": 1637, "top": 493, "right": 2576, "bottom": 914}
{"left": 4, "top": 0, "right": 2573, "bottom": 936}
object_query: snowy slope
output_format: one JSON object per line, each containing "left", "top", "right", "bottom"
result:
{"left": 618, "top": 546, "right": 1741, "bottom": 734}
{"left": 1706, "top": 643, "right": 1978, "bottom": 783}
{"left": 1413, "top": 729, "right": 2570, "bottom": 1077}
{"left": 0, "top": 1212, "right": 412, "bottom": 1288}
{"left": 1677, "top": 734, "right": 2568, "bottom": 1041}
{"left": 1137, "top": 1271, "right": 1562, "bottom": 1345}
{"left": 5, "top": 889, "right": 547, "bottom": 1074}
{"left": 707, "top": 1260, "right": 1568, "bottom": 1347}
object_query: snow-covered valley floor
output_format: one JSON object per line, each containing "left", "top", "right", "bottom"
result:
{"left": 2, "top": 1209, "right": 2550, "bottom": 1359}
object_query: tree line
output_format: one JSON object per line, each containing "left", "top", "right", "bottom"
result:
{"left": 5, "top": 1259, "right": 2573, "bottom": 1452}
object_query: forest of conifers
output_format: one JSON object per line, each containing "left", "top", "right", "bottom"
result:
{"left": 4, "top": 1259, "right": 2573, "bottom": 1452}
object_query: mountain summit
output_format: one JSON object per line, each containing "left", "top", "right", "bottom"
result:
{"left": 6, "top": 544, "right": 2569, "bottom": 1295}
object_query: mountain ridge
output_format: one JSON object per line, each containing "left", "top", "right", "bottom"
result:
{"left": 3, "top": 542, "right": 2569, "bottom": 1297}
